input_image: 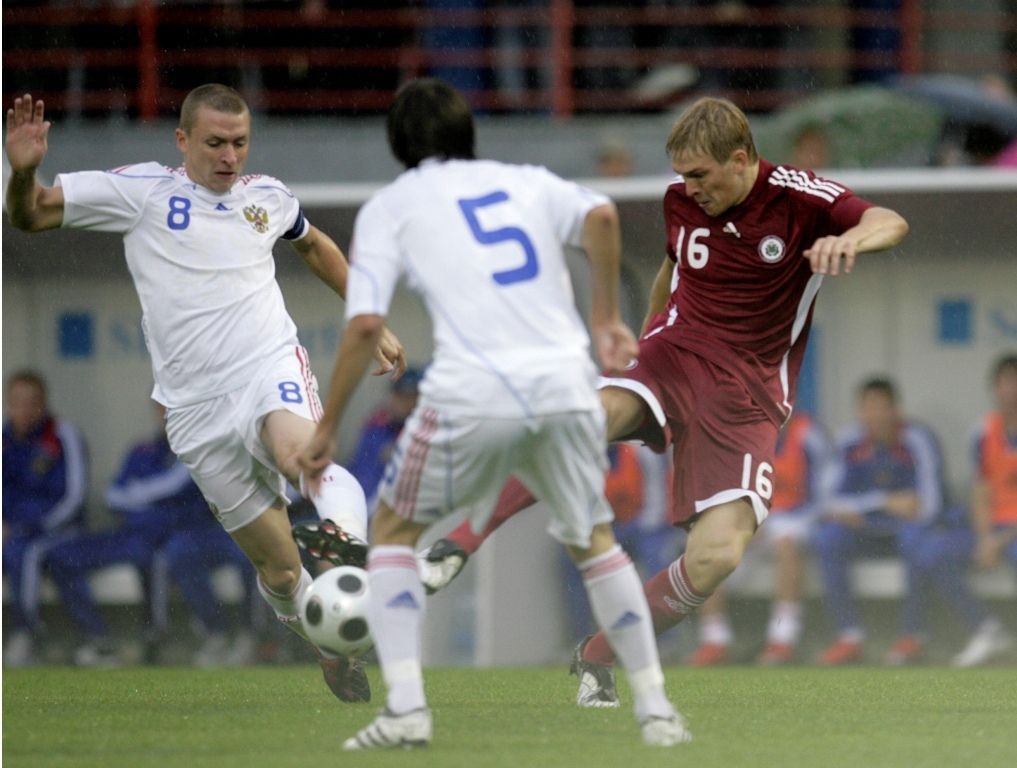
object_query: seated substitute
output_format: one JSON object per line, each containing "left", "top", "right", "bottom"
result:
{"left": 46, "top": 403, "right": 258, "bottom": 667}
{"left": 2, "top": 370, "right": 88, "bottom": 667}
{"left": 813, "top": 377, "right": 998, "bottom": 665}
{"left": 955, "top": 353, "right": 1017, "bottom": 666}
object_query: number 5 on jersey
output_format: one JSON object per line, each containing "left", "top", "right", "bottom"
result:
{"left": 458, "top": 191, "right": 539, "bottom": 286}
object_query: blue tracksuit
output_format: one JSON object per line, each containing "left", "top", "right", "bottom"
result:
{"left": 46, "top": 434, "right": 252, "bottom": 640}
{"left": 347, "top": 408, "right": 407, "bottom": 504}
{"left": 814, "top": 421, "right": 987, "bottom": 637}
{"left": 3, "top": 416, "right": 88, "bottom": 633}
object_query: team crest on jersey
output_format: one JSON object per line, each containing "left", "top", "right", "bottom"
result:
{"left": 243, "top": 205, "right": 270, "bottom": 234}
{"left": 758, "top": 235, "right": 786, "bottom": 263}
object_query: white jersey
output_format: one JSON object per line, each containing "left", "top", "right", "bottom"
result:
{"left": 58, "top": 162, "right": 310, "bottom": 407}
{"left": 346, "top": 158, "right": 608, "bottom": 418}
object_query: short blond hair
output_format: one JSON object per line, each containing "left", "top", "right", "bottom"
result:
{"left": 666, "top": 97, "right": 758, "bottom": 164}
{"left": 179, "top": 84, "right": 248, "bottom": 134}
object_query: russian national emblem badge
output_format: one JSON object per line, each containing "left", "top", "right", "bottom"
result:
{"left": 243, "top": 205, "right": 270, "bottom": 234}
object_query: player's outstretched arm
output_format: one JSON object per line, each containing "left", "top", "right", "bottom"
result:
{"left": 291, "top": 225, "right": 407, "bottom": 377}
{"left": 5, "top": 94, "right": 64, "bottom": 231}
{"left": 298, "top": 313, "right": 385, "bottom": 495}
{"left": 803, "top": 206, "right": 909, "bottom": 276}
{"left": 581, "top": 203, "right": 638, "bottom": 374}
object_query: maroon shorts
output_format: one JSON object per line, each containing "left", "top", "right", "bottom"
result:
{"left": 599, "top": 335, "right": 778, "bottom": 528}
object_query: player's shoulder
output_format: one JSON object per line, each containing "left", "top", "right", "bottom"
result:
{"left": 901, "top": 420, "right": 943, "bottom": 453}
{"left": 834, "top": 423, "right": 866, "bottom": 451}
{"left": 236, "top": 173, "right": 297, "bottom": 200}
{"left": 763, "top": 161, "right": 852, "bottom": 206}
{"left": 103, "top": 161, "right": 177, "bottom": 179}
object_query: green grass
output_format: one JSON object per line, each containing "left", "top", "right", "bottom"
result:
{"left": 3, "top": 665, "right": 1016, "bottom": 768}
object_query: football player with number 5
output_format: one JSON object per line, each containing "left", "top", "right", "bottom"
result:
{"left": 420, "top": 97, "right": 911, "bottom": 705}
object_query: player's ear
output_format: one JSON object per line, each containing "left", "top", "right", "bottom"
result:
{"left": 175, "top": 127, "right": 188, "bottom": 153}
{"left": 729, "top": 148, "right": 749, "bottom": 171}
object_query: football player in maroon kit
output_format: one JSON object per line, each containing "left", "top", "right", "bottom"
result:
{"left": 420, "top": 97, "right": 909, "bottom": 706}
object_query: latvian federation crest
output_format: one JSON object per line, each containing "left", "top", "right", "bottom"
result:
{"left": 758, "top": 235, "right": 786, "bottom": 263}
{"left": 244, "top": 205, "right": 269, "bottom": 233}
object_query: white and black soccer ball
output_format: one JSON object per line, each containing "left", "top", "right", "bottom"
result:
{"left": 300, "top": 566, "right": 373, "bottom": 657}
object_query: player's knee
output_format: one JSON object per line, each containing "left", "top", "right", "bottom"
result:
{"left": 686, "top": 540, "right": 744, "bottom": 585}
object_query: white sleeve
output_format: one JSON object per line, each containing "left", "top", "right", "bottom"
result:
{"left": 534, "top": 167, "right": 611, "bottom": 247}
{"left": 57, "top": 169, "right": 149, "bottom": 233}
{"left": 345, "top": 195, "right": 403, "bottom": 319}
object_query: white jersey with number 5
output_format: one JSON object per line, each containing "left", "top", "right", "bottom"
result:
{"left": 57, "top": 162, "right": 310, "bottom": 407}
{"left": 346, "top": 158, "right": 609, "bottom": 418}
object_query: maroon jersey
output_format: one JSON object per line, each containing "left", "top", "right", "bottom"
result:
{"left": 649, "top": 159, "right": 873, "bottom": 426}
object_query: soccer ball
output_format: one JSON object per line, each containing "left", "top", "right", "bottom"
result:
{"left": 300, "top": 566, "right": 374, "bottom": 656}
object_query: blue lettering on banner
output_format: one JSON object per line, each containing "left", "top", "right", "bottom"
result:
{"left": 937, "top": 298, "right": 973, "bottom": 345}
{"left": 58, "top": 312, "right": 94, "bottom": 359}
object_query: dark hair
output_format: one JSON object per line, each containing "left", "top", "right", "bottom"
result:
{"left": 387, "top": 78, "right": 476, "bottom": 169}
{"left": 858, "top": 376, "right": 897, "bottom": 403}
{"left": 179, "top": 84, "right": 248, "bottom": 134}
{"left": 992, "top": 353, "right": 1017, "bottom": 382}
{"left": 6, "top": 369, "right": 47, "bottom": 399}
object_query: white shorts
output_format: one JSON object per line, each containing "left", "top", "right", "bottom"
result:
{"left": 377, "top": 405, "right": 613, "bottom": 548}
{"left": 165, "top": 346, "right": 322, "bottom": 533}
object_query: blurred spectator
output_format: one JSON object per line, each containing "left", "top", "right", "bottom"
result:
{"left": 957, "top": 353, "right": 1017, "bottom": 665}
{"left": 813, "top": 377, "right": 969, "bottom": 666}
{"left": 346, "top": 367, "right": 424, "bottom": 508}
{"left": 688, "top": 412, "right": 830, "bottom": 666}
{"left": 45, "top": 404, "right": 256, "bottom": 667}
{"left": 3, "top": 370, "right": 88, "bottom": 667}
{"left": 790, "top": 123, "right": 833, "bottom": 170}
{"left": 491, "top": 0, "right": 549, "bottom": 111}
{"left": 595, "top": 137, "right": 635, "bottom": 178}
{"left": 849, "top": 0, "right": 901, "bottom": 84}
{"left": 422, "top": 0, "right": 491, "bottom": 97}
{"left": 560, "top": 444, "right": 680, "bottom": 641}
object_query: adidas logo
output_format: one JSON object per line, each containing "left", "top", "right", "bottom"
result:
{"left": 215, "top": 202, "right": 230, "bottom": 211}
{"left": 610, "top": 611, "right": 642, "bottom": 630}
{"left": 386, "top": 591, "right": 420, "bottom": 610}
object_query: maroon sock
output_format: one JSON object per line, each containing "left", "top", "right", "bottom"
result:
{"left": 445, "top": 476, "right": 537, "bottom": 555}
{"left": 582, "top": 555, "right": 709, "bottom": 666}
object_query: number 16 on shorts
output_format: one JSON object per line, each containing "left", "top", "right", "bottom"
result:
{"left": 741, "top": 453, "right": 773, "bottom": 500}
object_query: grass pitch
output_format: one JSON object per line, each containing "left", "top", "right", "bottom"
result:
{"left": 3, "top": 665, "right": 1015, "bottom": 768}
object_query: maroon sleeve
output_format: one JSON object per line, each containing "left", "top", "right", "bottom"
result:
{"left": 827, "top": 192, "right": 874, "bottom": 232}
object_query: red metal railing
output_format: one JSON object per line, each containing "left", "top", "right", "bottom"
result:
{"left": 3, "top": 1, "right": 1015, "bottom": 120}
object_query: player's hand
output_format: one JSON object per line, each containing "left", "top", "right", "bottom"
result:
{"left": 371, "top": 325, "right": 407, "bottom": 378}
{"left": 593, "top": 321, "right": 639, "bottom": 375}
{"left": 803, "top": 234, "right": 858, "bottom": 276}
{"left": 5, "top": 95, "right": 50, "bottom": 173}
{"left": 297, "top": 427, "right": 337, "bottom": 497}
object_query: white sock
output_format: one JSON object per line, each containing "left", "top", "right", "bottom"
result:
{"left": 368, "top": 546, "right": 426, "bottom": 714}
{"left": 767, "top": 600, "right": 802, "bottom": 646}
{"left": 257, "top": 567, "right": 313, "bottom": 640}
{"left": 700, "top": 613, "right": 734, "bottom": 646}
{"left": 579, "top": 545, "right": 673, "bottom": 722}
{"left": 301, "top": 464, "right": 368, "bottom": 541}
